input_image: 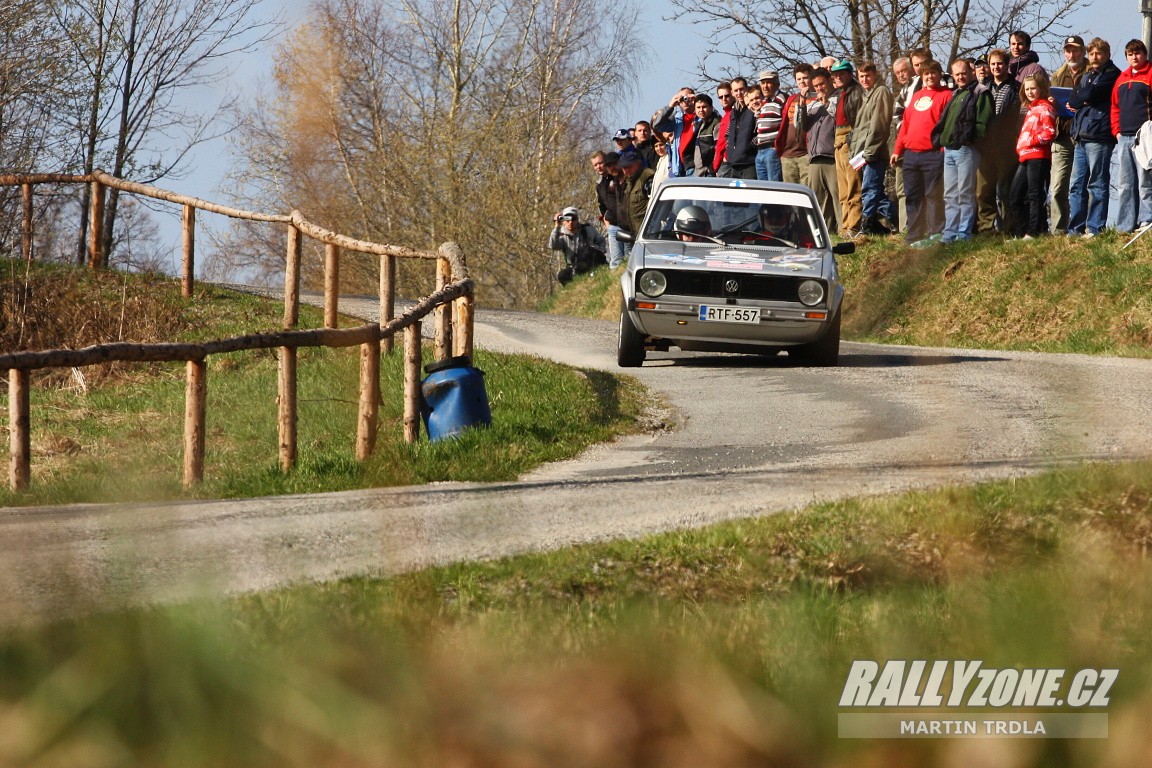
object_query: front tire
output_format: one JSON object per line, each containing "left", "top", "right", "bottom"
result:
{"left": 617, "top": 301, "right": 646, "bottom": 367}
{"left": 791, "top": 309, "right": 840, "bottom": 367}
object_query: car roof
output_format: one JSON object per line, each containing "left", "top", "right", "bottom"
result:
{"left": 654, "top": 177, "right": 817, "bottom": 196}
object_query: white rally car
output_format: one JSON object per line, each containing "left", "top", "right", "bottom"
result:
{"left": 616, "top": 177, "right": 854, "bottom": 367}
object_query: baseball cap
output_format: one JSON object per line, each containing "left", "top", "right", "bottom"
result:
{"left": 613, "top": 128, "right": 631, "bottom": 141}
{"left": 1064, "top": 35, "right": 1085, "bottom": 49}
{"left": 559, "top": 206, "right": 579, "bottom": 220}
{"left": 757, "top": 69, "right": 779, "bottom": 81}
{"left": 830, "top": 59, "right": 854, "bottom": 73}
{"left": 618, "top": 149, "right": 641, "bottom": 167}
{"left": 604, "top": 151, "right": 621, "bottom": 164}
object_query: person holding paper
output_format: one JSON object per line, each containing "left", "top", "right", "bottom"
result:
{"left": 1049, "top": 36, "right": 1088, "bottom": 234}
{"left": 830, "top": 59, "right": 865, "bottom": 239}
{"left": 850, "top": 62, "right": 896, "bottom": 235}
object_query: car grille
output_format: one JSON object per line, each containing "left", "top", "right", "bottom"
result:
{"left": 648, "top": 270, "right": 817, "bottom": 302}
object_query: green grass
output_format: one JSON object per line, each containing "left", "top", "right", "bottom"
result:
{"left": 1, "top": 460, "right": 1149, "bottom": 765}
{"left": 836, "top": 230, "right": 1152, "bottom": 356}
{"left": 1, "top": 260, "right": 648, "bottom": 506}
{"left": 0, "top": 345, "right": 645, "bottom": 506}
{"left": 537, "top": 263, "right": 624, "bottom": 321}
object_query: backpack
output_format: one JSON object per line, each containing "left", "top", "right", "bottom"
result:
{"left": 1135, "top": 120, "right": 1152, "bottom": 171}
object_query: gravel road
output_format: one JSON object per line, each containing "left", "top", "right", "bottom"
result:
{"left": 3, "top": 296, "right": 1152, "bottom": 621}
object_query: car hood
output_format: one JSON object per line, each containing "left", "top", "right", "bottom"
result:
{"left": 637, "top": 244, "right": 833, "bottom": 280}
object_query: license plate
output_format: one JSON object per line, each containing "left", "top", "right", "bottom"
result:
{"left": 698, "top": 305, "right": 760, "bottom": 324}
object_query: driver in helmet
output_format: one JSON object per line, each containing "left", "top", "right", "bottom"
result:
{"left": 759, "top": 204, "right": 792, "bottom": 235}
{"left": 674, "top": 205, "right": 712, "bottom": 242}
{"left": 742, "top": 204, "right": 816, "bottom": 246}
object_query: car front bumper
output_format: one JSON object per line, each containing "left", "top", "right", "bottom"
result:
{"left": 627, "top": 297, "right": 836, "bottom": 348}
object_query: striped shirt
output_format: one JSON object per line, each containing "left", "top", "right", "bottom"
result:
{"left": 755, "top": 93, "right": 787, "bottom": 147}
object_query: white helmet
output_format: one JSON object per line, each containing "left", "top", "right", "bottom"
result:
{"left": 674, "top": 205, "right": 711, "bottom": 237}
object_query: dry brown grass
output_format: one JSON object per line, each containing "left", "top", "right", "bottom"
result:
{"left": 1, "top": 261, "right": 191, "bottom": 387}
{"left": 840, "top": 233, "right": 1152, "bottom": 354}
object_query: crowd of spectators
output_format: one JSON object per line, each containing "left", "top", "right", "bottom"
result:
{"left": 560, "top": 28, "right": 1152, "bottom": 264}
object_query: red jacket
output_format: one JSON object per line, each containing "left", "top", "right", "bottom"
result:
{"left": 774, "top": 92, "right": 809, "bottom": 155}
{"left": 677, "top": 112, "right": 696, "bottom": 170}
{"left": 1017, "top": 99, "right": 1056, "bottom": 161}
{"left": 713, "top": 109, "right": 731, "bottom": 171}
{"left": 893, "top": 87, "right": 952, "bottom": 154}
{"left": 1111, "top": 61, "right": 1152, "bottom": 136}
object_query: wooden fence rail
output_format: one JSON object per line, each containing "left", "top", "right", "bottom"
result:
{"left": 1, "top": 171, "right": 476, "bottom": 492}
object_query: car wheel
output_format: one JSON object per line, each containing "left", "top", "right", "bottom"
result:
{"left": 792, "top": 309, "right": 840, "bottom": 367}
{"left": 617, "top": 301, "right": 646, "bottom": 367}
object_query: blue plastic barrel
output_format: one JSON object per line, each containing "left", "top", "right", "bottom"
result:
{"left": 420, "top": 355, "right": 492, "bottom": 440}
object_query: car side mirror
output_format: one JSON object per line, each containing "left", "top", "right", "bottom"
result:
{"left": 616, "top": 231, "right": 635, "bottom": 244}
{"left": 832, "top": 241, "right": 856, "bottom": 255}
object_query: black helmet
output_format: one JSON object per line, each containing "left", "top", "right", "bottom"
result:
{"left": 674, "top": 205, "right": 711, "bottom": 237}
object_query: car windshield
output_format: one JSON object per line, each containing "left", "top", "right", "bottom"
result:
{"left": 642, "top": 186, "right": 826, "bottom": 249}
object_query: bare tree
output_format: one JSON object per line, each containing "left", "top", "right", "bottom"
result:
{"left": 0, "top": 0, "right": 79, "bottom": 255}
{"left": 218, "top": 0, "right": 644, "bottom": 308}
{"left": 669, "top": 0, "right": 1080, "bottom": 80}
{"left": 50, "top": 0, "right": 278, "bottom": 267}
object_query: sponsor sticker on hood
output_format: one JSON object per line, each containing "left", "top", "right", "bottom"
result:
{"left": 647, "top": 253, "right": 707, "bottom": 265}
{"left": 764, "top": 253, "right": 822, "bottom": 271}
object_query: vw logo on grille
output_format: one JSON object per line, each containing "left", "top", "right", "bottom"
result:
{"left": 724, "top": 279, "right": 740, "bottom": 294}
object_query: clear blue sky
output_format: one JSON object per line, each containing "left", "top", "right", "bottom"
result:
{"left": 154, "top": 0, "right": 1135, "bottom": 272}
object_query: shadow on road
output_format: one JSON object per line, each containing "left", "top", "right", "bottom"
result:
{"left": 652, "top": 351, "right": 1004, "bottom": 369}
{"left": 837, "top": 352, "right": 1006, "bottom": 367}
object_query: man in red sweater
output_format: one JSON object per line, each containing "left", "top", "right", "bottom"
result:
{"left": 890, "top": 60, "right": 952, "bottom": 246}
{"left": 711, "top": 82, "right": 734, "bottom": 177}
{"left": 1110, "top": 39, "right": 1152, "bottom": 233}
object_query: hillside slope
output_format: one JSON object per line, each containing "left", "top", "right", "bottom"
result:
{"left": 544, "top": 232, "right": 1152, "bottom": 357}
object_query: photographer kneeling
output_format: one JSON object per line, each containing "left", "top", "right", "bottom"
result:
{"left": 548, "top": 207, "right": 606, "bottom": 285}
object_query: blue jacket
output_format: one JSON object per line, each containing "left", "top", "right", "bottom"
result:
{"left": 1070, "top": 60, "right": 1121, "bottom": 143}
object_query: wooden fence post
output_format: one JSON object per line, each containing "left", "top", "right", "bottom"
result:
{"left": 8, "top": 369, "right": 30, "bottom": 491}
{"left": 181, "top": 205, "right": 196, "bottom": 298}
{"left": 356, "top": 329, "right": 380, "bottom": 460}
{"left": 324, "top": 243, "right": 340, "bottom": 329}
{"left": 183, "top": 358, "right": 207, "bottom": 487}
{"left": 434, "top": 256, "right": 452, "bottom": 361}
{"left": 404, "top": 323, "right": 422, "bottom": 443}
{"left": 20, "top": 183, "right": 33, "bottom": 263}
{"left": 380, "top": 254, "right": 395, "bottom": 354}
{"left": 278, "top": 346, "right": 297, "bottom": 471}
{"left": 88, "top": 180, "right": 105, "bottom": 269}
{"left": 284, "top": 225, "right": 302, "bottom": 330}
{"left": 453, "top": 292, "right": 475, "bottom": 361}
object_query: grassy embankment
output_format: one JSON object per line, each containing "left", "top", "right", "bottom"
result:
{"left": 544, "top": 229, "right": 1152, "bottom": 358}
{"left": 0, "top": 258, "right": 647, "bottom": 506}
{"left": 2, "top": 234, "right": 1151, "bottom": 766}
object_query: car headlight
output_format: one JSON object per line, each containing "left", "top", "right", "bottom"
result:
{"left": 798, "top": 279, "right": 824, "bottom": 306}
{"left": 638, "top": 270, "right": 667, "bottom": 298}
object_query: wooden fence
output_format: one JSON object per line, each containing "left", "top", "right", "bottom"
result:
{"left": 0, "top": 171, "right": 474, "bottom": 492}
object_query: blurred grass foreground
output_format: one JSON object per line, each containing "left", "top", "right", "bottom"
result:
{"left": 0, "top": 460, "right": 1149, "bottom": 767}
